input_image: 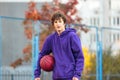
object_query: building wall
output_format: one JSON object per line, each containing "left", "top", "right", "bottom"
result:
{"left": 0, "top": 3, "right": 29, "bottom": 66}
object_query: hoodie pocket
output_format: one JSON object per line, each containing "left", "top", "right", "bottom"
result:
{"left": 53, "top": 64, "right": 75, "bottom": 78}
{"left": 65, "top": 64, "right": 75, "bottom": 76}
{"left": 53, "top": 64, "right": 66, "bottom": 78}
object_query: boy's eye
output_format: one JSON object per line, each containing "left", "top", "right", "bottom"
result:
{"left": 54, "top": 19, "right": 63, "bottom": 23}
{"left": 59, "top": 20, "right": 62, "bottom": 23}
{"left": 54, "top": 21, "right": 57, "bottom": 23}
{"left": 55, "top": 20, "right": 62, "bottom": 23}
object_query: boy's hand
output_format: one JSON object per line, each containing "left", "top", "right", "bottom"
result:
{"left": 35, "top": 78, "right": 40, "bottom": 80}
{"left": 72, "top": 77, "right": 79, "bottom": 80}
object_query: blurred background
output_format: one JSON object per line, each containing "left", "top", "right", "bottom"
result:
{"left": 0, "top": 0, "right": 120, "bottom": 80}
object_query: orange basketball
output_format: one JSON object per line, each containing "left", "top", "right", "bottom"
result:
{"left": 40, "top": 55, "right": 55, "bottom": 72}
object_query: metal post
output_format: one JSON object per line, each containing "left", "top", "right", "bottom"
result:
{"left": 96, "top": 27, "right": 103, "bottom": 80}
{"left": 11, "top": 74, "right": 14, "bottom": 80}
{"left": 0, "top": 16, "right": 2, "bottom": 80}
{"left": 32, "top": 35, "right": 39, "bottom": 80}
{"left": 99, "top": 28, "right": 103, "bottom": 80}
{"left": 97, "top": 40, "right": 103, "bottom": 80}
{"left": 96, "top": 27, "right": 99, "bottom": 80}
{"left": 32, "top": 22, "right": 35, "bottom": 80}
{"left": 32, "top": 21, "right": 40, "bottom": 80}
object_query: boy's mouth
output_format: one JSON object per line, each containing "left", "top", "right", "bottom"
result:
{"left": 57, "top": 26, "right": 61, "bottom": 28}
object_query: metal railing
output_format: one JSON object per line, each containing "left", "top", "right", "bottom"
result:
{"left": 1, "top": 70, "right": 120, "bottom": 80}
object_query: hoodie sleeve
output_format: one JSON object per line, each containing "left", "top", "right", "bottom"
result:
{"left": 70, "top": 33, "right": 84, "bottom": 79}
{"left": 34, "top": 36, "right": 52, "bottom": 78}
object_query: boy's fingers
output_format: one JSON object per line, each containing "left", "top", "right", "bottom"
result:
{"left": 72, "top": 77, "right": 79, "bottom": 80}
{"left": 35, "top": 78, "right": 40, "bottom": 80}
{"left": 72, "top": 77, "right": 75, "bottom": 80}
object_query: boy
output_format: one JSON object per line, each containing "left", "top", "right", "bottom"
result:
{"left": 34, "top": 11, "right": 84, "bottom": 80}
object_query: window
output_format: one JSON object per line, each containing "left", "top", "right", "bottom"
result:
{"left": 90, "top": 34, "right": 96, "bottom": 43}
{"left": 109, "top": 33, "right": 111, "bottom": 43}
{"left": 117, "top": 33, "right": 119, "bottom": 40}
{"left": 113, "top": 17, "right": 116, "bottom": 26}
{"left": 90, "top": 18, "right": 93, "bottom": 25}
{"left": 90, "top": 34, "right": 92, "bottom": 43}
{"left": 117, "top": 17, "right": 120, "bottom": 25}
{"left": 94, "top": 34, "right": 96, "bottom": 42}
{"left": 113, "top": 33, "right": 116, "bottom": 42}
{"left": 97, "top": 18, "right": 100, "bottom": 26}
{"left": 94, "top": 18, "right": 96, "bottom": 26}
{"left": 109, "top": 17, "right": 111, "bottom": 25}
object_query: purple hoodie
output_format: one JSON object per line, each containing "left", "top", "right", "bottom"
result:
{"left": 34, "top": 28, "right": 84, "bottom": 79}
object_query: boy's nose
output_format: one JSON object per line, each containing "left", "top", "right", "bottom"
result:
{"left": 57, "top": 24, "right": 62, "bottom": 27}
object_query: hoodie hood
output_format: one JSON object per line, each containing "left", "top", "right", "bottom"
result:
{"left": 55, "top": 28, "right": 76, "bottom": 37}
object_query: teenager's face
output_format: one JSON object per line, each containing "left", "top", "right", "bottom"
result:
{"left": 53, "top": 18, "right": 65, "bottom": 33}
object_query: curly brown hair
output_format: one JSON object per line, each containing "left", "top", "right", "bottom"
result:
{"left": 51, "top": 11, "right": 67, "bottom": 25}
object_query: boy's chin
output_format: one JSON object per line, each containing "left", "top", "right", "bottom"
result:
{"left": 56, "top": 29, "right": 61, "bottom": 32}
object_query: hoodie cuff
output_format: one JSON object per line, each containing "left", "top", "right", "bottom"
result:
{"left": 34, "top": 75, "right": 40, "bottom": 78}
{"left": 34, "top": 69, "right": 41, "bottom": 78}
